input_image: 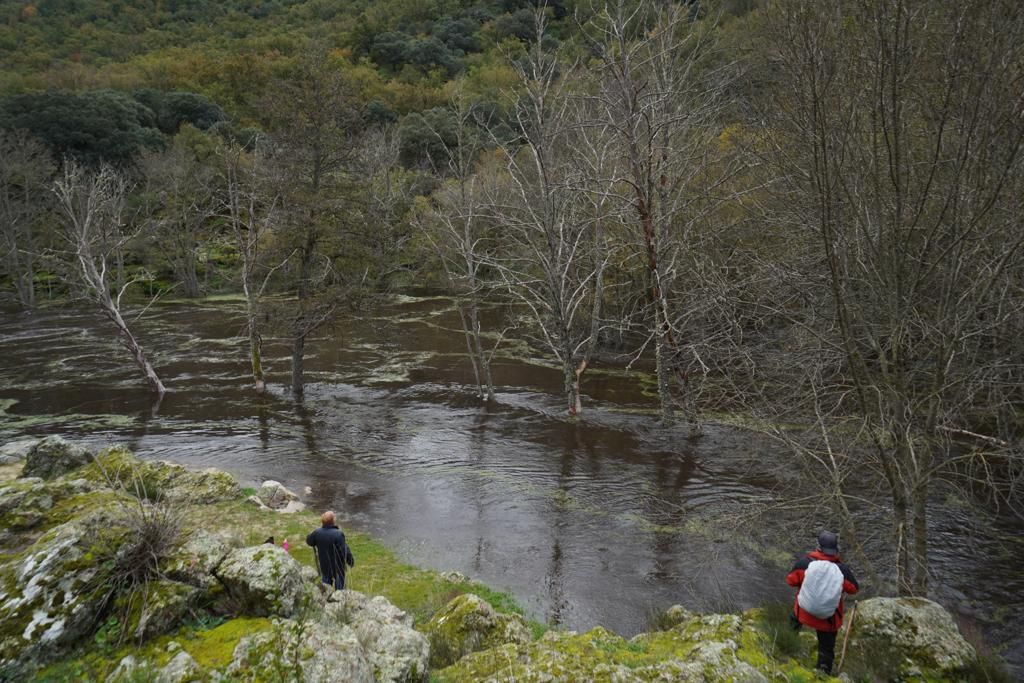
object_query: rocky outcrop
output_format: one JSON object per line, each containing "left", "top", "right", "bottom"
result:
{"left": 438, "top": 597, "right": 989, "bottom": 683}
{"left": 324, "top": 590, "right": 429, "bottom": 683}
{"left": 214, "top": 545, "right": 308, "bottom": 617}
{"left": 423, "top": 593, "right": 532, "bottom": 668}
{"left": 83, "top": 447, "right": 240, "bottom": 503}
{"left": 842, "top": 597, "right": 976, "bottom": 681}
{"left": 106, "top": 649, "right": 201, "bottom": 683}
{"left": 222, "top": 588, "right": 428, "bottom": 683}
{"left": 21, "top": 436, "right": 92, "bottom": 480}
{"left": 440, "top": 610, "right": 770, "bottom": 683}
{"left": 0, "top": 508, "right": 133, "bottom": 671}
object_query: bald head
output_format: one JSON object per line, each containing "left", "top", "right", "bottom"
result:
{"left": 321, "top": 510, "right": 336, "bottom": 526}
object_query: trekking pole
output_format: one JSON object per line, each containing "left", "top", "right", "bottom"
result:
{"left": 837, "top": 601, "right": 857, "bottom": 673}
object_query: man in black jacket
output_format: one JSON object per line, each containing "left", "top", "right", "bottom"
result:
{"left": 306, "top": 510, "right": 355, "bottom": 589}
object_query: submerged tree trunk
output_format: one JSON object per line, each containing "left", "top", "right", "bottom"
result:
{"left": 911, "top": 478, "right": 929, "bottom": 594}
{"left": 104, "top": 300, "right": 166, "bottom": 395}
{"left": 458, "top": 300, "right": 494, "bottom": 403}
{"left": 249, "top": 316, "right": 265, "bottom": 394}
{"left": 291, "top": 332, "right": 305, "bottom": 399}
{"left": 10, "top": 249, "right": 36, "bottom": 309}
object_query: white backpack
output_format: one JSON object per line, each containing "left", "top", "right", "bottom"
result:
{"left": 797, "top": 560, "right": 844, "bottom": 619}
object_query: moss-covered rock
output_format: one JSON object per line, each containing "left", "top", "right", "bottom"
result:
{"left": 213, "top": 545, "right": 307, "bottom": 617}
{"left": 0, "top": 477, "right": 99, "bottom": 547}
{"left": 0, "top": 507, "right": 133, "bottom": 673}
{"left": 423, "top": 593, "right": 532, "bottom": 668}
{"left": 160, "top": 527, "right": 244, "bottom": 590}
{"left": 437, "top": 610, "right": 815, "bottom": 683}
{"left": 21, "top": 436, "right": 93, "bottom": 480}
{"left": 843, "top": 597, "right": 976, "bottom": 681}
{"left": 105, "top": 651, "right": 201, "bottom": 683}
{"left": 176, "top": 617, "right": 273, "bottom": 672}
{"left": 81, "top": 447, "right": 240, "bottom": 504}
{"left": 115, "top": 579, "right": 202, "bottom": 641}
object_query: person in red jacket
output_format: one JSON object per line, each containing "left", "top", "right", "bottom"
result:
{"left": 786, "top": 531, "right": 859, "bottom": 674}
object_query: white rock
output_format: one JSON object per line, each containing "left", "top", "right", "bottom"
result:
{"left": 256, "top": 480, "right": 301, "bottom": 510}
{"left": 0, "top": 439, "right": 40, "bottom": 464}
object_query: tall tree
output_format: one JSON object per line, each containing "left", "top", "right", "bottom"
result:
{"left": 765, "top": 0, "right": 1024, "bottom": 594}
{"left": 488, "top": 10, "right": 608, "bottom": 415}
{"left": 420, "top": 84, "right": 502, "bottom": 403}
{"left": 582, "top": 0, "right": 733, "bottom": 433}
{"left": 217, "top": 138, "right": 286, "bottom": 394}
{"left": 262, "top": 44, "right": 363, "bottom": 398}
{"left": 139, "top": 139, "right": 215, "bottom": 298}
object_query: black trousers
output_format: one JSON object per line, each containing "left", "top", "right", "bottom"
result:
{"left": 322, "top": 572, "right": 345, "bottom": 590}
{"left": 816, "top": 629, "right": 837, "bottom": 673}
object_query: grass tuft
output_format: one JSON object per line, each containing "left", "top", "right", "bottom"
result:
{"left": 757, "top": 601, "right": 804, "bottom": 660}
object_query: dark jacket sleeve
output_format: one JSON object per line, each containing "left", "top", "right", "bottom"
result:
{"left": 786, "top": 555, "right": 810, "bottom": 587}
{"left": 306, "top": 529, "right": 317, "bottom": 547}
{"left": 339, "top": 533, "right": 354, "bottom": 567}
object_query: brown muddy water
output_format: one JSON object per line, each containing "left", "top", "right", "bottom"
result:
{"left": 1, "top": 296, "right": 1022, "bottom": 672}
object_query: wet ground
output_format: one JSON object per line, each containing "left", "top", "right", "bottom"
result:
{"left": 1, "top": 296, "right": 1021, "bottom": 672}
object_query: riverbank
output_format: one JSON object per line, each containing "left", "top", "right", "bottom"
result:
{"left": 0, "top": 437, "right": 1001, "bottom": 682}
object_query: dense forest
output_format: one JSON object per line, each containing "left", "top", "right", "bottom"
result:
{"left": 2, "top": 0, "right": 1023, "bottom": 607}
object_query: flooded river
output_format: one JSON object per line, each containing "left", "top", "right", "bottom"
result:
{"left": 1, "top": 296, "right": 1021, "bottom": 672}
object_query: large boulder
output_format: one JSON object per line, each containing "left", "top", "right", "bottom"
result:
{"left": 422, "top": 593, "right": 532, "bottom": 668}
{"left": 161, "top": 528, "right": 244, "bottom": 590}
{"left": 21, "top": 436, "right": 92, "bottom": 480}
{"left": 324, "top": 590, "right": 429, "bottom": 683}
{"left": 115, "top": 579, "right": 201, "bottom": 641}
{"left": 213, "top": 545, "right": 307, "bottom": 617}
{"left": 227, "top": 619, "right": 375, "bottom": 683}
{"left": 843, "top": 597, "right": 976, "bottom": 680}
{"left": 0, "top": 508, "right": 133, "bottom": 671}
{"left": 0, "top": 439, "right": 39, "bottom": 465}
{"left": 255, "top": 480, "right": 305, "bottom": 513}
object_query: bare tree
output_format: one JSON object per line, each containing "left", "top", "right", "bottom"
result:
{"left": 52, "top": 161, "right": 166, "bottom": 396}
{"left": 0, "top": 131, "right": 53, "bottom": 309}
{"left": 487, "top": 10, "right": 609, "bottom": 415}
{"left": 763, "top": 0, "right": 1024, "bottom": 594}
{"left": 420, "top": 84, "right": 502, "bottom": 403}
{"left": 139, "top": 141, "right": 216, "bottom": 299}
{"left": 581, "top": 0, "right": 734, "bottom": 433}
{"left": 359, "top": 126, "right": 420, "bottom": 291}
{"left": 218, "top": 138, "right": 288, "bottom": 394}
